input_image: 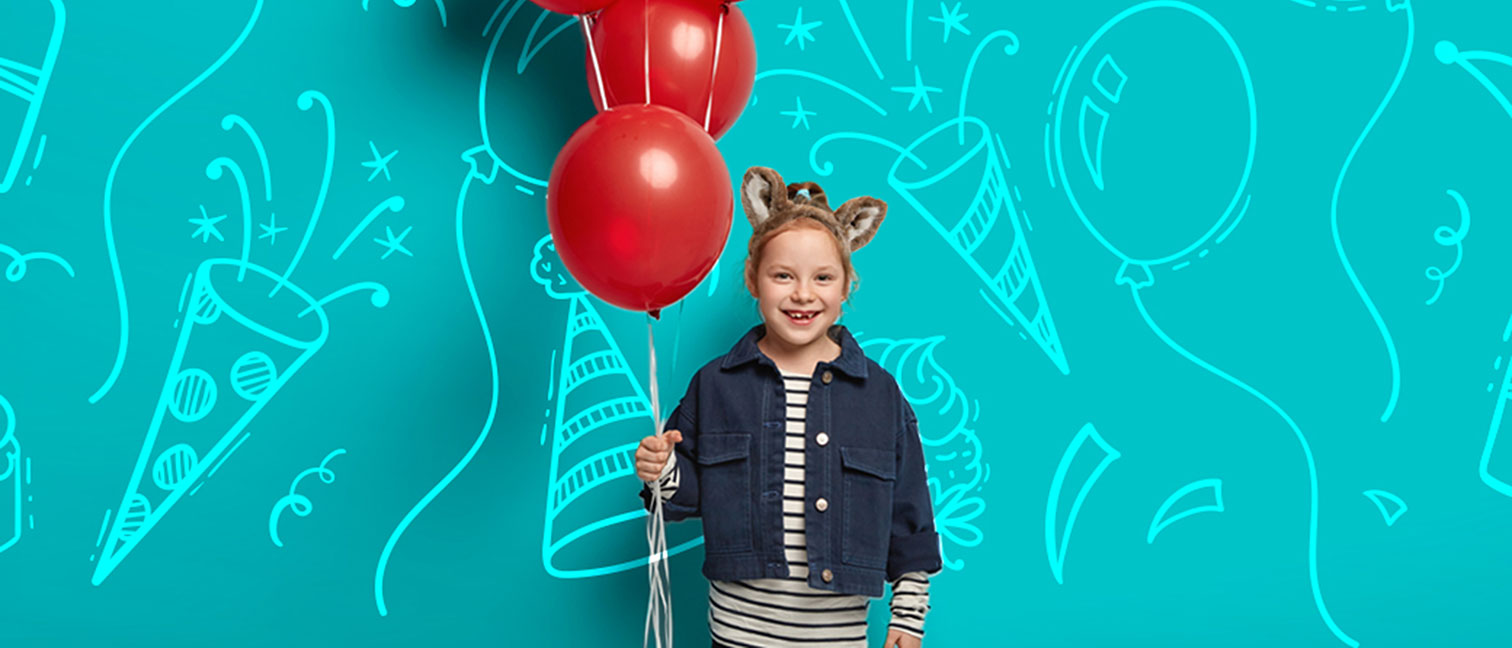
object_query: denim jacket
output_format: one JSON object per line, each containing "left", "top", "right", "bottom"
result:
{"left": 639, "top": 324, "right": 942, "bottom": 598}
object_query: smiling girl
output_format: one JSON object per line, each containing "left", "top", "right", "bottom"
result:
{"left": 636, "top": 167, "right": 942, "bottom": 648}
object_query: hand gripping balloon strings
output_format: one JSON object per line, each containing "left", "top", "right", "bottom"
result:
{"left": 644, "top": 320, "right": 674, "bottom": 648}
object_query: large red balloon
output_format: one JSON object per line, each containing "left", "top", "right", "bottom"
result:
{"left": 547, "top": 104, "right": 732, "bottom": 315}
{"left": 529, "top": 0, "right": 616, "bottom": 14}
{"left": 586, "top": 0, "right": 755, "bottom": 140}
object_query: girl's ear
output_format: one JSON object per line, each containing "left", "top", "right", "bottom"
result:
{"left": 834, "top": 196, "right": 887, "bottom": 252}
{"left": 742, "top": 167, "right": 787, "bottom": 230}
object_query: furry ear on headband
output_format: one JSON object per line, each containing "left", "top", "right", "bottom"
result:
{"left": 834, "top": 196, "right": 886, "bottom": 252}
{"left": 741, "top": 166, "right": 788, "bottom": 230}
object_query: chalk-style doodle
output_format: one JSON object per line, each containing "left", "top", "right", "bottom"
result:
{"left": 905, "top": 0, "right": 916, "bottom": 61}
{"left": 94, "top": 252, "right": 388, "bottom": 585}
{"left": 362, "top": 141, "right": 397, "bottom": 182}
{"left": 475, "top": 0, "right": 588, "bottom": 191}
{"left": 259, "top": 213, "right": 286, "bottom": 245}
{"left": 190, "top": 205, "right": 229, "bottom": 244}
{"left": 1329, "top": 0, "right": 1412, "bottom": 423}
{"left": 270, "top": 449, "right": 347, "bottom": 547}
{"left": 836, "top": 0, "right": 883, "bottom": 80}
{"left": 1046, "top": 422, "right": 1119, "bottom": 585}
{"left": 778, "top": 6, "right": 822, "bottom": 51}
{"left": 334, "top": 196, "right": 406, "bottom": 261}
{"left": 220, "top": 114, "right": 272, "bottom": 202}
{"left": 1147, "top": 478, "right": 1224, "bottom": 544}
{"left": 1288, "top": 0, "right": 1388, "bottom": 12}
{"left": 861, "top": 336, "right": 987, "bottom": 571}
{"left": 890, "top": 66, "right": 943, "bottom": 113}
{"left": 781, "top": 96, "right": 816, "bottom": 130}
{"left": 1051, "top": 5, "right": 1353, "bottom": 646}
{"left": 1436, "top": 39, "right": 1512, "bottom": 129}
{"left": 0, "top": 0, "right": 63, "bottom": 194}
{"left": 927, "top": 2, "right": 970, "bottom": 44}
{"left": 754, "top": 69, "right": 888, "bottom": 117}
{"left": 1478, "top": 312, "right": 1512, "bottom": 499}
{"left": 958, "top": 30, "right": 1020, "bottom": 142}
{"left": 0, "top": 241, "right": 73, "bottom": 283}
{"left": 364, "top": 0, "right": 448, "bottom": 28}
{"left": 530, "top": 234, "right": 704, "bottom": 579}
{"left": 1424, "top": 189, "right": 1469, "bottom": 306}
{"left": 94, "top": 0, "right": 266, "bottom": 405}
{"left": 1362, "top": 489, "right": 1406, "bottom": 527}
{"left": 875, "top": 116, "right": 1068, "bottom": 375}
{"left": 374, "top": 226, "right": 414, "bottom": 260}
{"left": 1, "top": 395, "right": 21, "bottom": 554}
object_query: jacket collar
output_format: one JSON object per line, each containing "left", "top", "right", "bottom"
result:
{"left": 719, "top": 323, "right": 868, "bottom": 380}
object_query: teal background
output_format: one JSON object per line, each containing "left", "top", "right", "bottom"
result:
{"left": 3, "top": 0, "right": 1512, "bottom": 646}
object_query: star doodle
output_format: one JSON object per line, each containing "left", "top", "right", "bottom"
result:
{"left": 189, "top": 205, "right": 227, "bottom": 243}
{"left": 780, "top": 96, "right": 817, "bottom": 130}
{"left": 374, "top": 225, "right": 413, "bottom": 260}
{"left": 890, "top": 66, "right": 943, "bottom": 113}
{"left": 928, "top": 2, "right": 971, "bottom": 43}
{"left": 363, "top": 141, "right": 398, "bottom": 182}
{"left": 778, "top": 7, "right": 822, "bottom": 51}
{"left": 259, "top": 212, "right": 288, "bottom": 246}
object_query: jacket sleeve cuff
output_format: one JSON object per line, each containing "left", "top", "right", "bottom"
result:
{"left": 886, "top": 530, "right": 943, "bottom": 581}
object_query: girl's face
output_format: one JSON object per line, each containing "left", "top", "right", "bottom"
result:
{"left": 755, "top": 227, "right": 847, "bottom": 352}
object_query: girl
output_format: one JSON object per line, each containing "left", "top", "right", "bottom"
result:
{"left": 636, "top": 167, "right": 942, "bottom": 648}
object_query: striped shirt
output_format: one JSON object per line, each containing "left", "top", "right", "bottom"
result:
{"left": 653, "top": 370, "right": 932, "bottom": 646}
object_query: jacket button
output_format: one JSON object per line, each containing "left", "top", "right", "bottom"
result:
{"left": 821, "top": 568, "right": 834, "bottom": 583}
{"left": 821, "top": 370, "right": 833, "bottom": 384}
{"left": 815, "top": 432, "right": 829, "bottom": 446}
{"left": 815, "top": 497, "right": 829, "bottom": 512}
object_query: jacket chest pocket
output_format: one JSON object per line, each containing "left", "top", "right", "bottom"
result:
{"left": 696, "top": 433, "right": 754, "bottom": 553}
{"left": 840, "top": 445, "right": 895, "bottom": 569}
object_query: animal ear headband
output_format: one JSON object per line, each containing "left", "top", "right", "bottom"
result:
{"left": 740, "top": 166, "right": 886, "bottom": 252}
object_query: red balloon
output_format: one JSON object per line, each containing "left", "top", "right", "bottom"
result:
{"left": 547, "top": 104, "right": 732, "bottom": 315}
{"left": 529, "top": 0, "right": 616, "bottom": 14}
{"left": 586, "top": 0, "right": 755, "bottom": 140}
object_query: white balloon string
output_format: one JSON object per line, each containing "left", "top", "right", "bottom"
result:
{"left": 643, "top": 0, "right": 652, "bottom": 105}
{"left": 644, "top": 319, "right": 673, "bottom": 648}
{"left": 702, "top": 6, "right": 726, "bottom": 132}
{"left": 579, "top": 15, "right": 610, "bottom": 111}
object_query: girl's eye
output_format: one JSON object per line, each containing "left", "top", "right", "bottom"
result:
{"left": 775, "top": 272, "right": 791, "bottom": 280}
{"left": 817, "top": 274, "right": 834, "bottom": 281}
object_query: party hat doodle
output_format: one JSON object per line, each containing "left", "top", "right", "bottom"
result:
{"left": 887, "top": 116, "right": 1068, "bottom": 375}
{"left": 0, "top": 0, "right": 64, "bottom": 193}
{"left": 531, "top": 236, "right": 702, "bottom": 578}
{"left": 861, "top": 336, "right": 987, "bottom": 570}
{"left": 93, "top": 259, "right": 331, "bottom": 585}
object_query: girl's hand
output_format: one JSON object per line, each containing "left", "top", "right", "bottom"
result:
{"left": 883, "top": 628, "right": 921, "bottom": 648}
{"left": 635, "top": 430, "right": 683, "bottom": 482}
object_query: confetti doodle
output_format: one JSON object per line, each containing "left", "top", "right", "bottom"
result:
{"left": 1329, "top": 0, "right": 1412, "bottom": 423}
{"left": 1361, "top": 489, "right": 1406, "bottom": 527}
{"left": 927, "top": 1, "right": 970, "bottom": 44}
{"left": 1424, "top": 189, "right": 1469, "bottom": 306}
{"left": 778, "top": 6, "right": 822, "bottom": 52}
{"left": 269, "top": 449, "right": 346, "bottom": 548}
{"left": 1147, "top": 478, "right": 1224, "bottom": 544}
{"left": 0, "top": 0, "right": 63, "bottom": 194}
{"left": 890, "top": 66, "right": 943, "bottom": 113}
{"left": 373, "top": 226, "right": 414, "bottom": 260}
{"left": 1046, "top": 422, "right": 1119, "bottom": 584}
{"left": 0, "top": 242, "right": 73, "bottom": 282}
{"left": 362, "top": 141, "right": 397, "bottom": 182}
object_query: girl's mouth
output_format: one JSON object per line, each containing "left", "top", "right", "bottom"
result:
{"left": 783, "top": 309, "right": 820, "bottom": 326}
